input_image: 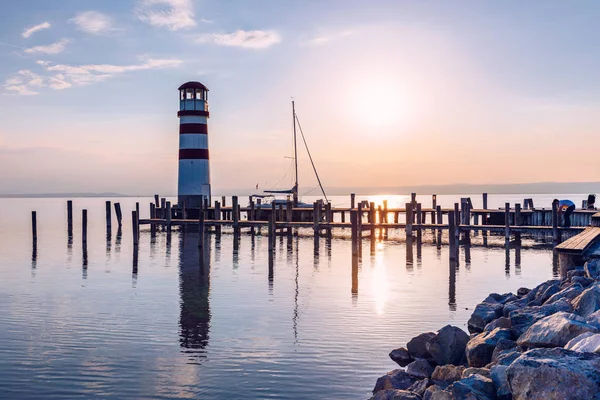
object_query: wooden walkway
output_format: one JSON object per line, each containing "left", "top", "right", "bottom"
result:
{"left": 555, "top": 227, "right": 600, "bottom": 254}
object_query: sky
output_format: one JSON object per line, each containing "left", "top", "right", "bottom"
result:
{"left": 0, "top": 0, "right": 599, "bottom": 195}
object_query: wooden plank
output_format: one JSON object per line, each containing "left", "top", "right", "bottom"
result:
{"left": 555, "top": 227, "right": 600, "bottom": 253}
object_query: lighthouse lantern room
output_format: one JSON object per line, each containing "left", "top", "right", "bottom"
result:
{"left": 177, "top": 81, "right": 211, "bottom": 209}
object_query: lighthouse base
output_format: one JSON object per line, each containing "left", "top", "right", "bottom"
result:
{"left": 178, "top": 194, "right": 209, "bottom": 209}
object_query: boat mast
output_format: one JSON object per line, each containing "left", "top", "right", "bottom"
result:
{"left": 292, "top": 100, "right": 299, "bottom": 206}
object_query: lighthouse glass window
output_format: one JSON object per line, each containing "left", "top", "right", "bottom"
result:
{"left": 186, "top": 89, "right": 194, "bottom": 99}
{"left": 195, "top": 90, "right": 203, "bottom": 100}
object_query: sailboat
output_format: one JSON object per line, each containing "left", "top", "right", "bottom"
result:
{"left": 250, "top": 101, "right": 327, "bottom": 218}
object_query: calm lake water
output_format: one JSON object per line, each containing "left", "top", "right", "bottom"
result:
{"left": 0, "top": 194, "right": 588, "bottom": 399}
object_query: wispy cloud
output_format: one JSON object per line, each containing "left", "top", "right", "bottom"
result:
{"left": 301, "top": 30, "right": 353, "bottom": 46}
{"left": 4, "top": 57, "right": 183, "bottom": 95}
{"left": 69, "top": 11, "right": 115, "bottom": 35}
{"left": 135, "top": 0, "right": 195, "bottom": 31}
{"left": 24, "top": 38, "right": 71, "bottom": 55}
{"left": 198, "top": 30, "right": 281, "bottom": 49}
{"left": 21, "top": 22, "right": 51, "bottom": 39}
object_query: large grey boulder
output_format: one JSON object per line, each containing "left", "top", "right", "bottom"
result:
{"left": 423, "top": 385, "right": 444, "bottom": 400}
{"left": 490, "top": 365, "right": 510, "bottom": 400}
{"left": 452, "top": 374, "right": 497, "bottom": 400}
{"left": 509, "top": 299, "right": 572, "bottom": 337}
{"left": 526, "top": 280, "right": 560, "bottom": 303}
{"left": 407, "top": 359, "right": 435, "bottom": 379}
{"left": 468, "top": 302, "right": 504, "bottom": 333}
{"left": 428, "top": 387, "right": 454, "bottom": 400}
{"left": 493, "top": 348, "right": 522, "bottom": 367}
{"left": 544, "top": 283, "right": 583, "bottom": 305}
{"left": 427, "top": 326, "right": 469, "bottom": 366}
{"left": 517, "top": 287, "right": 530, "bottom": 297}
{"left": 517, "top": 312, "right": 598, "bottom": 348}
{"left": 431, "top": 365, "right": 465, "bottom": 385}
{"left": 506, "top": 348, "right": 600, "bottom": 400}
{"left": 529, "top": 282, "right": 561, "bottom": 306}
{"left": 584, "top": 259, "right": 600, "bottom": 280}
{"left": 371, "top": 389, "right": 423, "bottom": 400}
{"left": 586, "top": 309, "right": 600, "bottom": 328}
{"left": 490, "top": 339, "right": 517, "bottom": 363}
{"left": 407, "top": 378, "right": 432, "bottom": 397}
{"left": 566, "top": 268, "right": 585, "bottom": 282}
{"left": 462, "top": 368, "right": 490, "bottom": 379}
{"left": 374, "top": 370, "right": 420, "bottom": 394}
{"left": 564, "top": 331, "right": 600, "bottom": 353}
{"left": 572, "top": 284, "right": 600, "bottom": 317}
{"left": 407, "top": 332, "right": 436, "bottom": 360}
{"left": 572, "top": 275, "right": 594, "bottom": 288}
{"left": 483, "top": 317, "right": 511, "bottom": 332}
{"left": 466, "top": 328, "right": 512, "bottom": 368}
{"left": 390, "top": 347, "right": 413, "bottom": 367}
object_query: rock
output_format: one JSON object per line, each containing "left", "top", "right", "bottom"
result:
{"left": 509, "top": 299, "right": 573, "bottom": 337}
{"left": 586, "top": 309, "right": 600, "bottom": 328}
{"left": 517, "top": 287, "right": 530, "bottom": 297}
{"left": 506, "top": 348, "right": 600, "bottom": 400}
{"left": 491, "top": 339, "right": 517, "bottom": 363}
{"left": 572, "top": 275, "right": 594, "bottom": 288}
{"left": 517, "top": 311, "right": 598, "bottom": 349}
{"left": 490, "top": 365, "right": 510, "bottom": 400}
{"left": 544, "top": 283, "right": 583, "bottom": 305}
{"left": 371, "top": 389, "right": 423, "bottom": 400}
{"left": 374, "top": 370, "right": 420, "bottom": 394}
{"left": 567, "top": 268, "right": 586, "bottom": 282}
{"left": 502, "top": 299, "right": 528, "bottom": 318}
{"left": 493, "top": 348, "right": 522, "bottom": 366}
{"left": 484, "top": 317, "right": 511, "bottom": 332}
{"left": 423, "top": 385, "right": 444, "bottom": 400}
{"left": 584, "top": 259, "right": 600, "bottom": 280}
{"left": 572, "top": 284, "right": 600, "bottom": 317}
{"left": 451, "top": 374, "right": 497, "bottom": 400}
{"left": 462, "top": 368, "right": 491, "bottom": 379}
{"left": 529, "top": 283, "right": 561, "bottom": 306}
{"left": 429, "top": 388, "right": 454, "bottom": 400}
{"left": 390, "top": 348, "right": 413, "bottom": 367}
{"left": 407, "top": 359, "right": 435, "bottom": 379}
{"left": 564, "top": 331, "right": 600, "bottom": 353}
{"left": 427, "top": 326, "right": 470, "bottom": 366}
{"left": 431, "top": 365, "right": 465, "bottom": 385}
{"left": 408, "top": 378, "right": 432, "bottom": 397}
{"left": 468, "top": 302, "right": 504, "bottom": 333}
{"left": 526, "top": 280, "right": 559, "bottom": 303}
{"left": 407, "top": 332, "right": 436, "bottom": 360}
{"left": 466, "top": 328, "right": 512, "bottom": 368}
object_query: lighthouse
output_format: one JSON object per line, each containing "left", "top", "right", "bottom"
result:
{"left": 177, "top": 81, "right": 211, "bottom": 209}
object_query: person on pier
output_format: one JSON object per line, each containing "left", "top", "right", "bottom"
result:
{"left": 554, "top": 199, "right": 576, "bottom": 228}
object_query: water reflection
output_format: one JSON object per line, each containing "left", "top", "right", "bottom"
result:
{"left": 178, "top": 232, "right": 211, "bottom": 362}
{"left": 449, "top": 260, "right": 457, "bottom": 311}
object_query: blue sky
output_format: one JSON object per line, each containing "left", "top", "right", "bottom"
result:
{"left": 1, "top": 1, "right": 599, "bottom": 194}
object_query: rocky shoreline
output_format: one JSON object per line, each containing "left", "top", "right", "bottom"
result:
{"left": 371, "top": 259, "right": 600, "bottom": 400}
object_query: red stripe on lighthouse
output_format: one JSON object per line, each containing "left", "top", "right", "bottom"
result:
{"left": 179, "top": 123, "right": 208, "bottom": 134}
{"left": 179, "top": 149, "right": 209, "bottom": 160}
{"left": 178, "top": 110, "right": 210, "bottom": 117}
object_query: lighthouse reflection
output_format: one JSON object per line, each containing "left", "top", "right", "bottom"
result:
{"left": 178, "top": 231, "right": 211, "bottom": 362}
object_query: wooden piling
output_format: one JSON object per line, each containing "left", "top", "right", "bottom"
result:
{"left": 214, "top": 201, "right": 222, "bottom": 235}
{"left": 454, "top": 203, "right": 460, "bottom": 239}
{"left": 436, "top": 205, "right": 442, "bottom": 224}
{"left": 149, "top": 203, "right": 156, "bottom": 236}
{"left": 232, "top": 196, "right": 239, "bottom": 233}
{"left": 154, "top": 194, "right": 160, "bottom": 208}
{"left": 67, "top": 200, "right": 73, "bottom": 237}
{"left": 351, "top": 210, "right": 358, "bottom": 256}
{"left": 483, "top": 193, "right": 488, "bottom": 210}
{"left": 515, "top": 203, "right": 522, "bottom": 240}
{"left": 105, "top": 201, "right": 112, "bottom": 236}
{"left": 552, "top": 199, "right": 560, "bottom": 243}
{"left": 448, "top": 211, "right": 457, "bottom": 261}
{"left": 351, "top": 193, "right": 356, "bottom": 209}
{"left": 416, "top": 203, "right": 422, "bottom": 243}
{"left": 383, "top": 200, "right": 388, "bottom": 224}
{"left": 405, "top": 202, "right": 413, "bottom": 237}
{"left": 114, "top": 202, "right": 123, "bottom": 228}
{"left": 160, "top": 198, "right": 166, "bottom": 218}
{"left": 357, "top": 202, "right": 363, "bottom": 233}
{"left": 132, "top": 210, "right": 139, "bottom": 246}
{"left": 505, "top": 203, "right": 511, "bottom": 240}
{"left": 431, "top": 194, "right": 437, "bottom": 226}
{"left": 313, "top": 201, "right": 321, "bottom": 236}
{"left": 166, "top": 201, "right": 172, "bottom": 232}
{"left": 82, "top": 209, "right": 88, "bottom": 244}
{"left": 411, "top": 193, "right": 417, "bottom": 223}
{"left": 32, "top": 211, "right": 37, "bottom": 243}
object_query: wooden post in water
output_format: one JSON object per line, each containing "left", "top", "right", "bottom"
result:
{"left": 150, "top": 203, "right": 156, "bottom": 237}
{"left": 515, "top": 203, "right": 522, "bottom": 240}
{"left": 286, "top": 200, "right": 293, "bottom": 235}
{"left": 351, "top": 209, "right": 358, "bottom": 256}
{"left": 313, "top": 201, "right": 321, "bottom": 236}
{"left": 416, "top": 203, "right": 422, "bottom": 243}
{"left": 504, "top": 203, "right": 511, "bottom": 241}
{"left": 67, "top": 200, "right": 73, "bottom": 237}
{"left": 160, "top": 198, "right": 166, "bottom": 219}
{"left": 552, "top": 199, "right": 560, "bottom": 244}
{"left": 351, "top": 193, "right": 356, "bottom": 209}
{"left": 483, "top": 193, "right": 488, "bottom": 210}
{"left": 82, "top": 209, "right": 88, "bottom": 245}
{"left": 454, "top": 203, "right": 460, "bottom": 239}
{"left": 154, "top": 194, "right": 160, "bottom": 208}
{"left": 448, "top": 210, "right": 457, "bottom": 261}
{"left": 405, "top": 202, "right": 413, "bottom": 237}
{"left": 411, "top": 193, "right": 417, "bottom": 223}
{"left": 383, "top": 200, "right": 388, "bottom": 224}
{"left": 221, "top": 196, "right": 226, "bottom": 208}
{"left": 369, "top": 202, "right": 376, "bottom": 239}
{"left": 268, "top": 211, "right": 275, "bottom": 253}
{"left": 105, "top": 201, "right": 112, "bottom": 237}
{"left": 232, "top": 196, "right": 239, "bottom": 234}
{"left": 114, "top": 202, "right": 123, "bottom": 228}
{"left": 132, "top": 210, "right": 139, "bottom": 246}
{"left": 214, "top": 201, "right": 221, "bottom": 235}
{"left": 32, "top": 211, "right": 37, "bottom": 243}
{"left": 431, "top": 194, "right": 437, "bottom": 225}
{"left": 166, "top": 201, "right": 172, "bottom": 233}
{"left": 357, "top": 202, "right": 363, "bottom": 234}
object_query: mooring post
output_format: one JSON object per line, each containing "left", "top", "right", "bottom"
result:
{"left": 357, "top": 202, "right": 363, "bottom": 234}
{"left": 483, "top": 193, "right": 488, "bottom": 210}
{"left": 198, "top": 209, "right": 205, "bottom": 250}
{"left": 214, "top": 201, "right": 222, "bottom": 235}
{"left": 351, "top": 193, "right": 356, "bottom": 209}
{"left": 436, "top": 205, "right": 442, "bottom": 225}
{"left": 82, "top": 209, "right": 88, "bottom": 245}
{"left": 454, "top": 203, "right": 460, "bottom": 239}
{"left": 67, "top": 200, "right": 73, "bottom": 237}
{"left": 504, "top": 203, "right": 511, "bottom": 241}
{"left": 114, "top": 202, "right": 123, "bottom": 228}
{"left": 383, "top": 200, "right": 388, "bottom": 224}
{"left": 313, "top": 201, "right": 320, "bottom": 236}
{"left": 160, "top": 198, "right": 166, "bottom": 219}
{"left": 552, "top": 199, "right": 560, "bottom": 244}
{"left": 166, "top": 201, "right": 172, "bottom": 233}
{"left": 31, "top": 211, "right": 37, "bottom": 244}
{"left": 268, "top": 211, "right": 275, "bottom": 253}
{"left": 351, "top": 209, "right": 358, "bottom": 256}
{"left": 515, "top": 203, "right": 522, "bottom": 240}
{"left": 232, "top": 196, "right": 239, "bottom": 233}
{"left": 132, "top": 210, "right": 139, "bottom": 246}
{"left": 105, "top": 200, "right": 112, "bottom": 237}
{"left": 411, "top": 193, "right": 417, "bottom": 222}
{"left": 150, "top": 203, "right": 156, "bottom": 237}
{"left": 405, "top": 202, "right": 413, "bottom": 237}
{"left": 369, "top": 202, "right": 376, "bottom": 239}
{"left": 431, "top": 194, "right": 437, "bottom": 225}
{"left": 154, "top": 194, "right": 160, "bottom": 208}
{"left": 448, "top": 210, "right": 457, "bottom": 261}
{"left": 416, "top": 203, "right": 422, "bottom": 242}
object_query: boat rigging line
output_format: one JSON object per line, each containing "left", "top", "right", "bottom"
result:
{"left": 294, "top": 113, "right": 328, "bottom": 203}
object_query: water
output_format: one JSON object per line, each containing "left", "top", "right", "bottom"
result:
{"left": 0, "top": 194, "right": 584, "bottom": 399}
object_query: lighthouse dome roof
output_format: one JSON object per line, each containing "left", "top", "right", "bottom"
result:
{"left": 178, "top": 81, "right": 209, "bottom": 91}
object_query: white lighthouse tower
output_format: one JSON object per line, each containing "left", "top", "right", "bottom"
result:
{"left": 177, "top": 81, "right": 211, "bottom": 209}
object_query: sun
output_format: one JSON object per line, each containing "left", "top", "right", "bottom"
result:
{"left": 356, "top": 81, "right": 410, "bottom": 129}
